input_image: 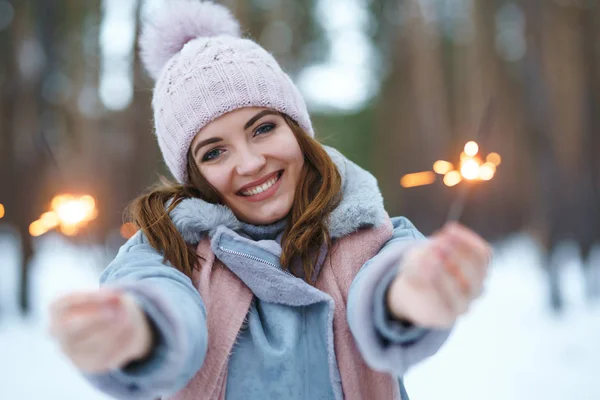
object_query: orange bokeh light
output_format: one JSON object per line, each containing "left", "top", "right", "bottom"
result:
{"left": 400, "top": 171, "right": 437, "bottom": 188}
{"left": 464, "top": 141, "right": 479, "bottom": 157}
{"left": 40, "top": 211, "right": 60, "bottom": 229}
{"left": 486, "top": 152, "right": 502, "bottom": 166}
{"left": 29, "top": 220, "right": 47, "bottom": 237}
{"left": 401, "top": 141, "right": 500, "bottom": 190}
{"left": 60, "top": 224, "right": 79, "bottom": 236}
{"left": 120, "top": 222, "right": 138, "bottom": 239}
{"left": 433, "top": 160, "right": 453, "bottom": 175}
{"left": 443, "top": 170, "right": 463, "bottom": 187}
{"left": 479, "top": 162, "right": 496, "bottom": 180}
{"left": 460, "top": 158, "right": 480, "bottom": 180}
{"left": 30, "top": 194, "right": 98, "bottom": 237}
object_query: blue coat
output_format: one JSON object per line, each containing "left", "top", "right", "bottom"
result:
{"left": 84, "top": 148, "right": 452, "bottom": 399}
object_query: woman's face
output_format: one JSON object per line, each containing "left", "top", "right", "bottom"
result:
{"left": 190, "top": 107, "right": 305, "bottom": 225}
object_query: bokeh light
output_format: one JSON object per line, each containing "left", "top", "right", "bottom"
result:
{"left": 461, "top": 158, "right": 480, "bottom": 180}
{"left": 479, "top": 162, "right": 496, "bottom": 180}
{"left": 30, "top": 194, "right": 98, "bottom": 237}
{"left": 29, "top": 220, "right": 46, "bottom": 237}
{"left": 40, "top": 212, "right": 60, "bottom": 229}
{"left": 120, "top": 222, "right": 138, "bottom": 239}
{"left": 464, "top": 141, "right": 479, "bottom": 157}
{"left": 400, "top": 171, "right": 436, "bottom": 188}
{"left": 443, "top": 170, "right": 463, "bottom": 187}
{"left": 433, "top": 160, "right": 453, "bottom": 175}
{"left": 487, "top": 152, "right": 502, "bottom": 166}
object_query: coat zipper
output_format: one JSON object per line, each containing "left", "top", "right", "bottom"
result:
{"left": 218, "top": 246, "right": 296, "bottom": 278}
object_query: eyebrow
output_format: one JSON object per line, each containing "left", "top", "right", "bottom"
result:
{"left": 192, "top": 110, "right": 279, "bottom": 158}
{"left": 192, "top": 137, "right": 223, "bottom": 158}
{"left": 244, "top": 110, "right": 278, "bottom": 130}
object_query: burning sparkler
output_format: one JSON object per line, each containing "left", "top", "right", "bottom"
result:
{"left": 400, "top": 140, "right": 501, "bottom": 188}
{"left": 29, "top": 194, "right": 98, "bottom": 237}
{"left": 399, "top": 100, "right": 498, "bottom": 222}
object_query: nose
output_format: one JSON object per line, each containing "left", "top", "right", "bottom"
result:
{"left": 235, "top": 147, "right": 266, "bottom": 176}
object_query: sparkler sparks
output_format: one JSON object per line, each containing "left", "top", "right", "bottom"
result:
{"left": 464, "top": 141, "right": 479, "bottom": 157}
{"left": 29, "top": 194, "right": 98, "bottom": 237}
{"left": 486, "top": 152, "right": 502, "bottom": 166}
{"left": 399, "top": 140, "right": 501, "bottom": 188}
{"left": 460, "top": 158, "right": 480, "bottom": 180}
{"left": 443, "top": 171, "right": 462, "bottom": 187}
{"left": 400, "top": 171, "right": 437, "bottom": 188}
{"left": 433, "top": 160, "right": 453, "bottom": 175}
{"left": 479, "top": 163, "right": 496, "bottom": 180}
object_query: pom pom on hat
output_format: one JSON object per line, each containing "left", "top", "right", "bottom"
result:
{"left": 139, "top": 0, "right": 241, "bottom": 80}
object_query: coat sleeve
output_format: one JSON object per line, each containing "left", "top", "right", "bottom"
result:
{"left": 82, "top": 231, "right": 208, "bottom": 400}
{"left": 347, "top": 216, "right": 452, "bottom": 376}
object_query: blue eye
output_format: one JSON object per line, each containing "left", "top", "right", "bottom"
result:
{"left": 202, "top": 148, "right": 224, "bottom": 162}
{"left": 254, "top": 123, "right": 275, "bottom": 136}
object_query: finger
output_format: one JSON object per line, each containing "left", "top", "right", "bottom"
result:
{"left": 50, "top": 290, "right": 122, "bottom": 338}
{"left": 435, "top": 237, "right": 483, "bottom": 299}
{"left": 102, "top": 318, "right": 139, "bottom": 369}
{"left": 443, "top": 223, "right": 490, "bottom": 262}
{"left": 62, "top": 311, "right": 131, "bottom": 371}
{"left": 58, "top": 305, "right": 121, "bottom": 344}
{"left": 61, "top": 320, "right": 120, "bottom": 359}
{"left": 432, "top": 237, "right": 472, "bottom": 294}
{"left": 442, "top": 225, "right": 491, "bottom": 282}
{"left": 431, "top": 259, "right": 469, "bottom": 316}
{"left": 68, "top": 311, "right": 129, "bottom": 362}
{"left": 444, "top": 222, "right": 492, "bottom": 264}
{"left": 49, "top": 289, "right": 121, "bottom": 319}
{"left": 83, "top": 309, "right": 139, "bottom": 371}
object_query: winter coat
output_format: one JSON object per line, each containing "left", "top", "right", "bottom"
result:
{"left": 84, "top": 147, "right": 451, "bottom": 399}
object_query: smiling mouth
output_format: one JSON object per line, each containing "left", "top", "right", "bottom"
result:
{"left": 238, "top": 171, "right": 283, "bottom": 197}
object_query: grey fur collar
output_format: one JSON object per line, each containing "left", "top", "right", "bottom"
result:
{"left": 169, "top": 146, "right": 387, "bottom": 243}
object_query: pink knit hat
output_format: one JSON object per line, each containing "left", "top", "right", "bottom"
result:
{"left": 139, "top": 0, "right": 314, "bottom": 183}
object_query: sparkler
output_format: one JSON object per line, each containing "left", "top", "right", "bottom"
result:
{"left": 26, "top": 128, "right": 101, "bottom": 238}
{"left": 446, "top": 100, "right": 495, "bottom": 222}
{"left": 399, "top": 99, "right": 498, "bottom": 222}
{"left": 29, "top": 194, "right": 98, "bottom": 237}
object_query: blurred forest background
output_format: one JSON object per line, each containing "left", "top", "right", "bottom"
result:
{"left": 0, "top": 0, "right": 599, "bottom": 316}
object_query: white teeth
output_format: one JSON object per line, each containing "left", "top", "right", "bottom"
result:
{"left": 241, "top": 175, "right": 279, "bottom": 196}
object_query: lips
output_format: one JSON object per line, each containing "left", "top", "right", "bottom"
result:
{"left": 237, "top": 170, "right": 283, "bottom": 196}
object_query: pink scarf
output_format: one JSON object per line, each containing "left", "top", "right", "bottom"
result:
{"left": 168, "top": 219, "right": 400, "bottom": 400}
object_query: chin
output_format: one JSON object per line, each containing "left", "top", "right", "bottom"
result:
{"left": 239, "top": 205, "right": 291, "bottom": 226}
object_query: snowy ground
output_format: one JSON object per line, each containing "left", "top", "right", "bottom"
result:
{"left": 0, "top": 230, "right": 599, "bottom": 400}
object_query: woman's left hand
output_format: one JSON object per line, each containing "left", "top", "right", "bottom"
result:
{"left": 386, "top": 222, "right": 492, "bottom": 329}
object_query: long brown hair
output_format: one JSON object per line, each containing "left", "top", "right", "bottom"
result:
{"left": 125, "top": 113, "right": 342, "bottom": 283}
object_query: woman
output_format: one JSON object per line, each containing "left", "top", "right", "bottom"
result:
{"left": 48, "top": 2, "right": 491, "bottom": 399}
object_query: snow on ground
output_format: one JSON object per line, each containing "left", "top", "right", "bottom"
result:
{"left": 0, "top": 231, "right": 113, "bottom": 400}
{"left": 0, "top": 230, "right": 599, "bottom": 400}
{"left": 404, "top": 235, "right": 600, "bottom": 400}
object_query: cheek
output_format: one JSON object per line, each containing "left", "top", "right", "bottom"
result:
{"left": 199, "top": 167, "right": 230, "bottom": 194}
{"left": 277, "top": 134, "right": 304, "bottom": 168}
{"left": 290, "top": 144, "right": 304, "bottom": 176}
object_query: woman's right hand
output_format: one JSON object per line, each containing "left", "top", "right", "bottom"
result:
{"left": 48, "top": 288, "right": 154, "bottom": 373}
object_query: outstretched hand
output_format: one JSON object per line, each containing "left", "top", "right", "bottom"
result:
{"left": 387, "top": 222, "right": 492, "bottom": 329}
{"left": 47, "top": 288, "right": 153, "bottom": 373}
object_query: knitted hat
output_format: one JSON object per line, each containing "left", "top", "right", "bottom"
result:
{"left": 139, "top": 0, "right": 314, "bottom": 183}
